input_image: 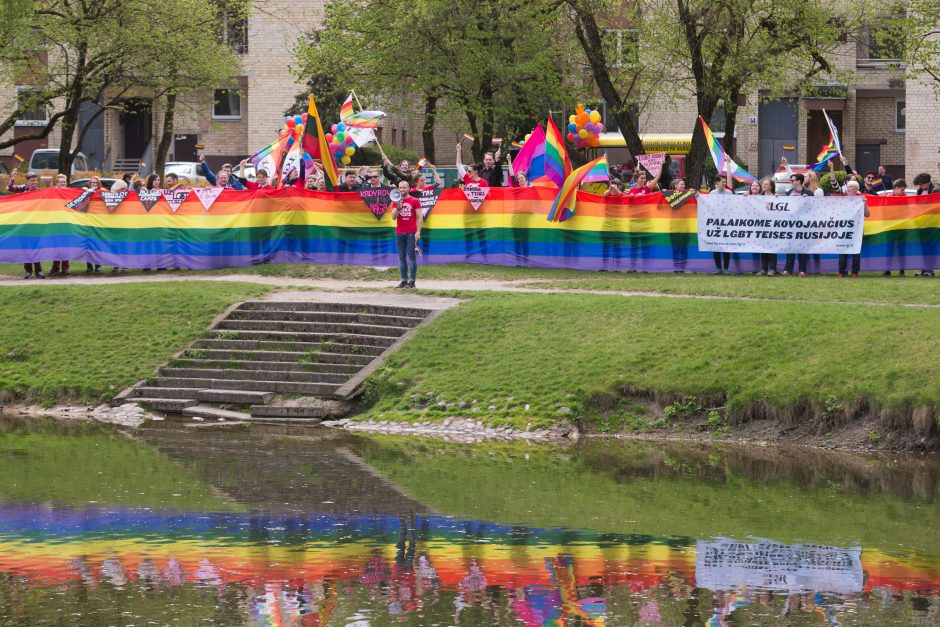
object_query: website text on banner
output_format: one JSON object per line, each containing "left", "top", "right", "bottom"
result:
{"left": 0, "top": 187, "right": 937, "bottom": 273}
{"left": 697, "top": 195, "right": 867, "bottom": 255}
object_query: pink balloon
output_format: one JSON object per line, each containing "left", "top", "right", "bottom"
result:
{"left": 597, "top": 123, "right": 604, "bottom": 133}
{"left": 331, "top": 124, "right": 338, "bottom": 133}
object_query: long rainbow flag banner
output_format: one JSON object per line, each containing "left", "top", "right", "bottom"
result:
{"left": 0, "top": 187, "right": 938, "bottom": 272}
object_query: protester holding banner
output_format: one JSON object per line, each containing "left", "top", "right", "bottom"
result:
{"left": 81, "top": 176, "right": 105, "bottom": 274}
{"left": 626, "top": 168, "right": 662, "bottom": 195}
{"left": 199, "top": 155, "right": 245, "bottom": 190}
{"left": 338, "top": 170, "right": 359, "bottom": 193}
{"left": 913, "top": 169, "right": 937, "bottom": 277}
{"left": 6, "top": 172, "right": 44, "bottom": 279}
{"left": 837, "top": 181, "right": 871, "bottom": 278}
{"left": 710, "top": 166, "right": 734, "bottom": 274}
{"left": 757, "top": 179, "right": 778, "bottom": 276}
{"left": 390, "top": 180, "right": 422, "bottom": 289}
{"left": 882, "top": 180, "right": 909, "bottom": 276}
{"left": 243, "top": 169, "right": 271, "bottom": 191}
{"left": 782, "top": 173, "right": 813, "bottom": 277}
{"left": 872, "top": 165, "right": 893, "bottom": 194}
{"left": 478, "top": 150, "right": 504, "bottom": 187}
{"left": 413, "top": 163, "right": 443, "bottom": 190}
{"left": 783, "top": 157, "right": 823, "bottom": 197}
{"left": 47, "top": 175, "right": 72, "bottom": 277}
{"left": 455, "top": 143, "right": 489, "bottom": 188}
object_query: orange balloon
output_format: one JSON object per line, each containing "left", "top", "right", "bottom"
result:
{"left": 575, "top": 103, "right": 585, "bottom": 112}
{"left": 576, "top": 112, "right": 589, "bottom": 125}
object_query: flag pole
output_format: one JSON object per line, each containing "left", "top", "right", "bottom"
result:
{"left": 351, "top": 89, "right": 387, "bottom": 159}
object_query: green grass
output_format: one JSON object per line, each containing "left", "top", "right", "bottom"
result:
{"left": 522, "top": 272, "right": 940, "bottom": 305}
{"left": 354, "top": 436, "right": 940, "bottom": 554}
{"left": 362, "top": 292, "right": 940, "bottom": 426}
{"left": 0, "top": 416, "right": 239, "bottom": 510}
{"left": 0, "top": 282, "right": 269, "bottom": 403}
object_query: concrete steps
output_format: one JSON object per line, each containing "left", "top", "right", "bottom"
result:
{"left": 119, "top": 300, "right": 436, "bottom": 421}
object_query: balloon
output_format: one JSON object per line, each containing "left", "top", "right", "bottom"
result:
{"left": 578, "top": 128, "right": 589, "bottom": 139}
{"left": 341, "top": 156, "right": 351, "bottom": 165}
{"left": 576, "top": 112, "right": 589, "bottom": 125}
{"left": 296, "top": 124, "right": 304, "bottom": 135}
{"left": 331, "top": 124, "right": 338, "bottom": 133}
{"left": 301, "top": 113, "right": 308, "bottom": 122}
{"left": 568, "top": 114, "right": 576, "bottom": 124}
{"left": 576, "top": 103, "right": 585, "bottom": 112}
{"left": 286, "top": 136, "right": 295, "bottom": 146}
{"left": 337, "top": 122, "right": 346, "bottom": 132}
{"left": 524, "top": 133, "right": 531, "bottom": 141}
{"left": 567, "top": 132, "right": 575, "bottom": 142}
{"left": 344, "top": 147, "right": 355, "bottom": 156}
{"left": 597, "top": 123, "right": 604, "bottom": 133}
{"left": 590, "top": 136, "right": 600, "bottom": 147}
{"left": 303, "top": 152, "right": 311, "bottom": 161}
{"left": 567, "top": 123, "right": 577, "bottom": 133}
{"left": 294, "top": 115, "right": 303, "bottom": 125}
{"left": 589, "top": 110, "right": 601, "bottom": 124}
{"left": 325, "top": 133, "right": 334, "bottom": 142}
{"left": 285, "top": 117, "right": 296, "bottom": 128}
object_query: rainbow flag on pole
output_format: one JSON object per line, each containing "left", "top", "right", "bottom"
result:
{"left": 547, "top": 154, "right": 609, "bottom": 222}
{"left": 511, "top": 124, "right": 546, "bottom": 185}
{"left": 462, "top": 133, "right": 475, "bottom": 143}
{"left": 699, "top": 116, "right": 756, "bottom": 184}
{"left": 339, "top": 94, "right": 385, "bottom": 129}
{"left": 248, "top": 131, "right": 291, "bottom": 189}
{"left": 543, "top": 117, "right": 572, "bottom": 188}
{"left": 13, "top": 153, "right": 25, "bottom": 164}
{"left": 810, "top": 110, "right": 843, "bottom": 171}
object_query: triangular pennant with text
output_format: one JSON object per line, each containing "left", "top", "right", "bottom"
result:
{"left": 636, "top": 153, "right": 666, "bottom": 179}
{"left": 65, "top": 189, "right": 94, "bottom": 212}
{"left": 358, "top": 186, "right": 393, "bottom": 220}
{"left": 463, "top": 185, "right": 490, "bottom": 211}
{"left": 161, "top": 187, "right": 191, "bottom": 213}
{"left": 137, "top": 189, "right": 162, "bottom": 212}
{"left": 100, "top": 191, "right": 128, "bottom": 211}
{"left": 193, "top": 187, "right": 224, "bottom": 211}
{"left": 414, "top": 187, "right": 442, "bottom": 219}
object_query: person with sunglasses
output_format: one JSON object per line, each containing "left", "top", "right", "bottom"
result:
{"left": 782, "top": 172, "right": 813, "bottom": 277}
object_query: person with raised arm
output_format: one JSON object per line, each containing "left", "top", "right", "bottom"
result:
{"left": 390, "top": 179, "right": 423, "bottom": 289}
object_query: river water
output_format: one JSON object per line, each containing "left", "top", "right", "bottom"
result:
{"left": 0, "top": 415, "right": 938, "bottom": 625}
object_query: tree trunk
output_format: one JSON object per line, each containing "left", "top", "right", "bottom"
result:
{"left": 56, "top": 44, "right": 87, "bottom": 176}
{"left": 422, "top": 94, "right": 438, "bottom": 163}
{"left": 466, "top": 112, "right": 480, "bottom": 162}
{"left": 568, "top": 1, "right": 644, "bottom": 158}
{"left": 155, "top": 92, "right": 177, "bottom": 174}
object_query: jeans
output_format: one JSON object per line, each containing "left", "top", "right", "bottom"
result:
{"left": 784, "top": 254, "right": 808, "bottom": 274}
{"left": 712, "top": 252, "right": 730, "bottom": 271}
{"left": 396, "top": 233, "right": 417, "bottom": 282}
{"left": 838, "top": 254, "right": 861, "bottom": 274}
{"left": 760, "top": 253, "right": 777, "bottom": 273}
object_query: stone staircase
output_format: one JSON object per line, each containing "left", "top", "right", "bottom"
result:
{"left": 116, "top": 300, "right": 437, "bottom": 424}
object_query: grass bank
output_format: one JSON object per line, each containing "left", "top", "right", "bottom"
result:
{"left": 0, "top": 282, "right": 269, "bottom": 404}
{"left": 362, "top": 291, "right": 940, "bottom": 444}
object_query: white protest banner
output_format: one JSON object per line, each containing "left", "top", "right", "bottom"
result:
{"left": 697, "top": 194, "right": 866, "bottom": 254}
{"left": 137, "top": 189, "right": 163, "bottom": 212}
{"left": 463, "top": 185, "right": 490, "bottom": 211}
{"left": 696, "top": 539, "right": 863, "bottom": 594}
{"left": 192, "top": 187, "right": 223, "bottom": 211}
{"left": 161, "top": 187, "right": 191, "bottom": 213}
{"left": 636, "top": 153, "right": 665, "bottom": 179}
{"left": 100, "top": 191, "right": 128, "bottom": 212}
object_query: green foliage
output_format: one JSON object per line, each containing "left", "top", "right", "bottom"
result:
{"left": 0, "top": 282, "right": 268, "bottom": 403}
{"left": 820, "top": 170, "right": 847, "bottom": 191}
{"left": 353, "top": 145, "right": 419, "bottom": 167}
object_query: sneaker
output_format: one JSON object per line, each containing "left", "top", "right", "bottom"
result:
{"left": 712, "top": 269, "right": 723, "bottom": 275}
{"left": 35, "top": 271, "right": 45, "bottom": 279}
{"left": 768, "top": 269, "right": 776, "bottom": 277}
{"left": 782, "top": 271, "right": 790, "bottom": 276}
{"left": 111, "top": 267, "right": 119, "bottom": 273}
{"left": 837, "top": 273, "right": 845, "bottom": 278}
{"left": 23, "top": 273, "right": 32, "bottom": 280}
{"left": 85, "top": 266, "right": 93, "bottom": 273}
{"left": 395, "top": 281, "right": 407, "bottom": 288}
{"left": 757, "top": 270, "right": 767, "bottom": 276}
{"left": 851, "top": 273, "right": 859, "bottom": 278}
{"left": 882, "top": 271, "right": 891, "bottom": 276}
{"left": 406, "top": 281, "right": 416, "bottom": 288}
{"left": 799, "top": 272, "right": 806, "bottom": 277}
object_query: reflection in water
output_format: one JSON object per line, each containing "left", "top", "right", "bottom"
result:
{"left": 0, "top": 417, "right": 937, "bottom": 624}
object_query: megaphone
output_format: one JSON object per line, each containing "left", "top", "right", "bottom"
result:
{"left": 389, "top": 188, "right": 403, "bottom": 203}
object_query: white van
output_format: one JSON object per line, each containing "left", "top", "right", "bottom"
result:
{"left": 28, "top": 149, "right": 90, "bottom": 175}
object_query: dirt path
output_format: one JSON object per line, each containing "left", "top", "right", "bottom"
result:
{"left": 0, "top": 271, "right": 936, "bottom": 308}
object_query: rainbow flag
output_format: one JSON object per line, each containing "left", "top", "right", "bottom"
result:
{"left": 339, "top": 94, "right": 385, "bottom": 129}
{"left": 511, "top": 141, "right": 524, "bottom": 150}
{"left": 462, "top": 133, "right": 475, "bottom": 143}
{"left": 547, "top": 154, "right": 608, "bottom": 222}
{"left": 248, "top": 131, "right": 290, "bottom": 189}
{"left": 13, "top": 153, "right": 25, "bottom": 163}
{"left": 491, "top": 137, "right": 503, "bottom": 145}
{"left": 699, "top": 116, "right": 756, "bottom": 184}
{"left": 511, "top": 124, "right": 546, "bottom": 185}
{"left": 543, "top": 116, "right": 572, "bottom": 188}
{"left": 418, "top": 158, "right": 429, "bottom": 168}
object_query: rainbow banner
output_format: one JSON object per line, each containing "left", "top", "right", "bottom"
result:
{"left": 0, "top": 187, "right": 938, "bottom": 273}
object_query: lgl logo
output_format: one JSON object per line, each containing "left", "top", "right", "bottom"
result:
{"left": 765, "top": 201, "right": 791, "bottom": 211}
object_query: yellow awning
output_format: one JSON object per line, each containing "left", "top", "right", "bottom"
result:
{"left": 598, "top": 133, "right": 693, "bottom": 155}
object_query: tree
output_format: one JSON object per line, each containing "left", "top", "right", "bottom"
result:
{"left": 566, "top": 0, "right": 864, "bottom": 186}
{"left": 297, "top": 0, "right": 577, "bottom": 161}
{"left": 890, "top": 1, "right": 940, "bottom": 91}
{"left": 0, "top": 0, "right": 243, "bottom": 174}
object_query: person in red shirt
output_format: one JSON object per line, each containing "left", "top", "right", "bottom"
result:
{"left": 243, "top": 168, "right": 271, "bottom": 190}
{"left": 626, "top": 167, "right": 663, "bottom": 195}
{"left": 455, "top": 142, "right": 489, "bottom": 187}
{"left": 390, "top": 180, "right": 423, "bottom": 288}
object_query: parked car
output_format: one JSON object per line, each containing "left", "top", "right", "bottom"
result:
{"left": 164, "top": 162, "right": 207, "bottom": 186}
{"left": 28, "top": 149, "right": 90, "bottom": 175}
{"left": 68, "top": 177, "right": 120, "bottom": 190}
{"left": 233, "top": 163, "right": 256, "bottom": 182}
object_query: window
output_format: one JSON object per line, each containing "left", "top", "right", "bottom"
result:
{"left": 896, "top": 100, "right": 905, "bottom": 132}
{"left": 15, "top": 86, "right": 48, "bottom": 126}
{"left": 401, "top": 129, "right": 407, "bottom": 148}
{"left": 221, "top": 9, "right": 248, "bottom": 53}
{"left": 602, "top": 30, "right": 638, "bottom": 68}
{"left": 212, "top": 89, "right": 241, "bottom": 120}
{"left": 860, "top": 22, "right": 906, "bottom": 63}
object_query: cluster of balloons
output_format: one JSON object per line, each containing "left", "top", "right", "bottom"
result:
{"left": 327, "top": 122, "right": 357, "bottom": 165}
{"left": 283, "top": 114, "right": 312, "bottom": 164}
{"left": 567, "top": 104, "right": 603, "bottom": 150}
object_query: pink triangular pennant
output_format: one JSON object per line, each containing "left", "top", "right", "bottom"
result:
{"left": 161, "top": 187, "right": 191, "bottom": 213}
{"left": 193, "top": 187, "right": 223, "bottom": 211}
{"left": 462, "top": 185, "right": 490, "bottom": 210}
